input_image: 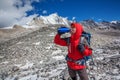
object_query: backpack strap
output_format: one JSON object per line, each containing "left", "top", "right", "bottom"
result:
{"left": 79, "top": 32, "right": 91, "bottom": 62}
{"left": 80, "top": 32, "right": 90, "bottom": 47}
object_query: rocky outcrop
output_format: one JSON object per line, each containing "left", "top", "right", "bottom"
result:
{"left": 80, "top": 19, "right": 98, "bottom": 29}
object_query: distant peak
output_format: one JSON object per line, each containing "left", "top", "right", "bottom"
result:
{"left": 50, "top": 13, "right": 58, "bottom": 16}
{"left": 111, "top": 21, "right": 118, "bottom": 24}
{"left": 28, "top": 13, "right": 70, "bottom": 27}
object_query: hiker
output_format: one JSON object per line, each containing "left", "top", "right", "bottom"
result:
{"left": 54, "top": 22, "right": 92, "bottom": 80}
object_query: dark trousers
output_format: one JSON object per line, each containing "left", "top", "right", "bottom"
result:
{"left": 68, "top": 67, "right": 89, "bottom": 80}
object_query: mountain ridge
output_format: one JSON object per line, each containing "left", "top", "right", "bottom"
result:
{"left": 1, "top": 13, "right": 120, "bottom": 30}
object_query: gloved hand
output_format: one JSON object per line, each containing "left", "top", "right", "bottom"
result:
{"left": 60, "top": 32, "right": 71, "bottom": 39}
{"left": 77, "top": 43, "right": 85, "bottom": 53}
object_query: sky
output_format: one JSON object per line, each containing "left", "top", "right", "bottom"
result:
{"left": 0, "top": 0, "right": 120, "bottom": 27}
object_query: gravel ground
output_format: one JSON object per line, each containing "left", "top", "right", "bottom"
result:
{"left": 0, "top": 26, "right": 120, "bottom": 80}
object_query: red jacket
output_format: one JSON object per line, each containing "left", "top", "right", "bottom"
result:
{"left": 54, "top": 23, "right": 92, "bottom": 70}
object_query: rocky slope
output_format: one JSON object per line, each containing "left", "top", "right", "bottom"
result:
{"left": 0, "top": 26, "right": 120, "bottom": 80}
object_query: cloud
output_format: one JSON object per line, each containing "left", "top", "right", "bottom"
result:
{"left": 42, "top": 10, "right": 47, "bottom": 14}
{"left": 0, "top": 0, "right": 40, "bottom": 28}
{"left": 72, "top": 17, "right": 76, "bottom": 20}
{"left": 98, "top": 19, "right": 102, "bottom": 21}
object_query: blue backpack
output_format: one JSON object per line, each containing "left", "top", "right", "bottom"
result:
{"left": 81, "top": 31, "right": 91, "bottom": 45}
{"left": 81, "top": 31, "right": 92, "bottom": 61}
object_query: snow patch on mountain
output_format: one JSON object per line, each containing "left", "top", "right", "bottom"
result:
{"left": 28, "top": 13, "right": 70, "bottom": 27}
{"left": 110, "top": 20, "right": 120, "bottom": 24}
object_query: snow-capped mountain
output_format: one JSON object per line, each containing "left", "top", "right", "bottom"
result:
{"left": 28, "top": 13, "right": 70, "bottom": 27}
{"left": 80, "top": 19, "right": 120, "bottom": 30}
{"left": 110, "top": 20, "right": 120, "bottom": 24}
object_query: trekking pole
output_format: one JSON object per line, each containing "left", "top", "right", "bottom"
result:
{"left": 90, "top": 54, "right": 95, "bottom": 66}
